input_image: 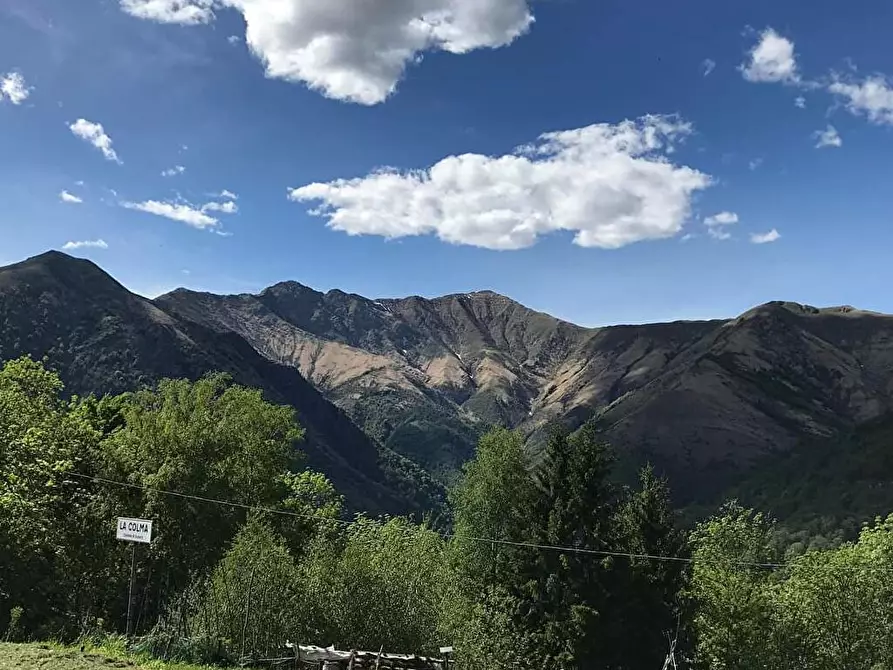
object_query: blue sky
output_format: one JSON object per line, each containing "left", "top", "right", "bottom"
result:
{"left": 1, "top": 0, "right": 892, "bottom": 326}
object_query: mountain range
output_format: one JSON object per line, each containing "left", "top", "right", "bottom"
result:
{"left": 5, "top": 251, "right": 893, "bottom": 517}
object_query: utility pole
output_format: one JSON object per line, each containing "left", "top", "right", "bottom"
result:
{"left": 126, "top": 542, "right": 137, "bottom": 637}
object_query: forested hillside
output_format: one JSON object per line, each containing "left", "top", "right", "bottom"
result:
{"left": 4, "top": 357, "right": 893, "bottom": 669}
{"left": 0, "top": 252, "right": 442, "bottom": 516}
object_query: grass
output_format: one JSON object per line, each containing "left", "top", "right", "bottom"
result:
{"left": 0, "top": 641, "right": 220, "bottom": 670}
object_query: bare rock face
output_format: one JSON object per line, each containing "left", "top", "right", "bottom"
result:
{"left": 157, "top": 282, "right": 893, "bottom": 501}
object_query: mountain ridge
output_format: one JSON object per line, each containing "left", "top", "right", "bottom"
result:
{"left": 154, "top": 269, "right": 893, "bottom": 499}
{"left": 6, "top": 251, "right": 893, "bottom": 508}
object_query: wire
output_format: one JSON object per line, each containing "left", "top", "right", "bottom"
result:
{"left": 65, "top": 471, "right": 787, "bottom": 569}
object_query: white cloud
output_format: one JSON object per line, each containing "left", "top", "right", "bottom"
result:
{"left": 119, "top": 0, "right": 216, "bottom": 24}
{"left": 703, "top": 211, "right": 738, "bottom": 240}
{"left": 219, "top": 189, "right": 238, "bottom": 199}
{"left": 748, "top": 158, "right": 763, "bottom": 171}
{"left": 794, "top": 95, "right": 806, "bottom": 108}
{"left": 60, "top": 190, "right": 83, "bottom": 204}
{"left": 741, "top": 28, "right": 799, "bottom": 84}
{"left": 161, "top": 165, "right": 186, "bottom": 177}
{"left": 69, "top": 118, "right": 122, "bottom": 164}
{"left": 828, "top": 75, "right": 893, "bottom": 126}
{"left": 227, "top": 34, "right": 241, "bottom": 45}
{"left": 201, "top": 200, "right": 238, "bottom": 214}
{"left": 814, "top": 124, "right": 842, "bottom": 148}
{"left": 63, "top": 239, "right": 108, "bottom": 250}
{"left": 701, "top": 58, "right": 716, "bottom": 77}
{"left": 703, "top": 211, "right": 738, "bottom": 227}
{"left": 122, "top": 200, "right": 220, "bottom": 229}
{"left": 0, "top": 72, "right": 32, "bottom": 104}
{"left": 290, "top": 115, "right": 711, "bottom": 250}
{"left": 751, "top": 229, "right": 780, "bottom": 244}
{"left": 120, "top": 0, "right": 535, "bottom": 105}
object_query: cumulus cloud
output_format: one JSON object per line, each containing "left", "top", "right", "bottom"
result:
{"left": 0, "top": 72, "right": 32, "bottom": 104}
{"left": 703, "top": 211, "right": 738, "bottom": 240}
{"left": 290, "top": 115, "right": 711, "bottom": 250}
{"left": 120, "top": 0, "right": 534, "bottom": 104}
{"left": 814, "top": 125, "right": 842, "bottom": 148}
{"left": 119, "top": 0, "right": 216, "bottom": 24}
{"left": 63, "top": 239, "right": 108, "bottom": 250}
{"left": 60, "top": 190, "right": 83, "bottom": 204}
{"left": 751, "top": 229, "right": 780, "bottom": 244}
{"left": 201, "top": 200, "right": 238, "bottom": 213}
{"left": 219, "top": 189, "right": 238, "bottom": 199}
{"left": 828, "top": 75, "right": 893, "bottom": 126}
{"left": 741, "top": 28, "right": 799, "bottom": 84}
{"left": 69, "top": 119, "right": 122, "bottom": 164}
{"left": 161, "top": 165, "right": 186, "bottom": 177}
{"left": 703, "top": 211, "right": 738, "bottom": 226}
{"left": 794, "top": 95, "right": 806, "bottom": 108}
{"left": 227, "top": 34, "right": 240, "bottom": 45}
{"left": 701, "top": 58, "right": 716, "bottom": 77}
{"left": 122, "top": 200, "right": 220, "bottom": 229}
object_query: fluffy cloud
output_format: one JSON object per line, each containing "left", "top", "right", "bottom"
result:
{"left": 161, "top": 165, "right": 186, "bottom": 177}
{"left": 703, "top": 211, "right": 738, "bottom": 240}
{"left": 69, "top": 119, "right": 122, "bottom": 164}
{"left": 751, "top": 229, "right": 780, "bottom": 244}
{"left": 0, "top": 72, "right": 31, "bottom": 104}
{"left": 201, "top": 200, "right": 238, "bottom": 213}
{"left": 60, "top": 190, "right": 83, "bottom": 204}
{"left": 63, "top": 239, "right": 108, "bottom": 250}
{"left": 794, "top": 95, "right": 806, "bottom": 108}
{"left": 741, "top": 28, "right": 799, "bottom": 84}
{"left": 120, "top": 0, "right": 534, "bottom": 104}
{"left": 828, "top": 76, "right": 893, "bottom": 126}
{"left": 814, "top": 124, "right": 842, "bottom": 148}
{"left": 219, "top": 189, "right": 238, "bottom": 199}
{"left": 122, "top": 195, "right": 239, "bottom": 230}
{"left": 703, "top": 211, "right": 738, "bottom": 226}
{"left": 290, "top": 115, "right": 711, "bottom": 250}
{"left": 119, "top": 0, "right": 215, "bottom": 24}
{"left": 701, "top": 58, "right": 716, "bottom": 77}
{"left": 122, "top": 200, "right": 220, "bottom": 229}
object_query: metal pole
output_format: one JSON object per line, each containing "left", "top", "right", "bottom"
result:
{"left": 126, "top": 542, "right": 137, "bottom": 637}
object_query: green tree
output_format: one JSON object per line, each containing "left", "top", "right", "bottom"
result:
{"left": 610, "top": 465, "right": 689, "bottom": 668}
{"left": 521, "top": 422, "right": 623, "bottom": 669}
{"left": 0, "top": 357, "right": 101, "bottom": 636}
{"left": 100, "top": 374, "right": 305, "bottom": 590}
{"left": 302, "top": 516, "right": 449, "bottom": 653}
{"left": 688, "top": 502, "right": 783, "bottom": 670}
{"left": 776, "top": 514, "right": 893, "bottom": 669}
{"left": 445, "top": 428, "right": 540, "bottom": 668}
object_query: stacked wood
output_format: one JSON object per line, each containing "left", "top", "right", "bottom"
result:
{"left": 243, "top": 643, "right": 449, "bottom": 670}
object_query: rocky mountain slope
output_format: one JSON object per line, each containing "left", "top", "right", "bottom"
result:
{"left": 157, "top": 281, "right": 893, "bottom": 501}
{"left": 0, "top": 252, "right": 438, "bottom": 515}
{"left": 5, "top": 252, "right": 893, "bottom": 510}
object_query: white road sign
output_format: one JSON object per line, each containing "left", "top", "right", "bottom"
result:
{"left": 116, "top": 517, "right": 153, "bottom": 544}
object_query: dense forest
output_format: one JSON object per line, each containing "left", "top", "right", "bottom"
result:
{"left": 3, "top": 356, "right": 893, "bottom": 669}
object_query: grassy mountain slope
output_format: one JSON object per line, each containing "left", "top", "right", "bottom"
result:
{"left": 159, "top": 286, "right": 893, "bottom": 505}
{"left": 0, "top": 252, "right": 437, "bottom": 515}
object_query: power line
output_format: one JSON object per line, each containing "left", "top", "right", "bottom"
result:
{"left": 66, "top": 471, "right": 787, "bottom": 569}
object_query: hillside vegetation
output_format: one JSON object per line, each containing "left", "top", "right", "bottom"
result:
{"left": 4, "top": 357, "right": 893, "bottom": 668}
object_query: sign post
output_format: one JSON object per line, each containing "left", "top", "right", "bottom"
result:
{"left": 116, "top": 517, "right": 153, "bottom": 637}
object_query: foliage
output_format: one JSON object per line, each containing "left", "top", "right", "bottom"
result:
{"left": 10, "top": 356, "right": 893, "bottom": 670}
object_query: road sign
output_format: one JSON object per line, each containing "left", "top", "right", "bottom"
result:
{"left": 116, "top": 517, "right": 153, "bottom": 544}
